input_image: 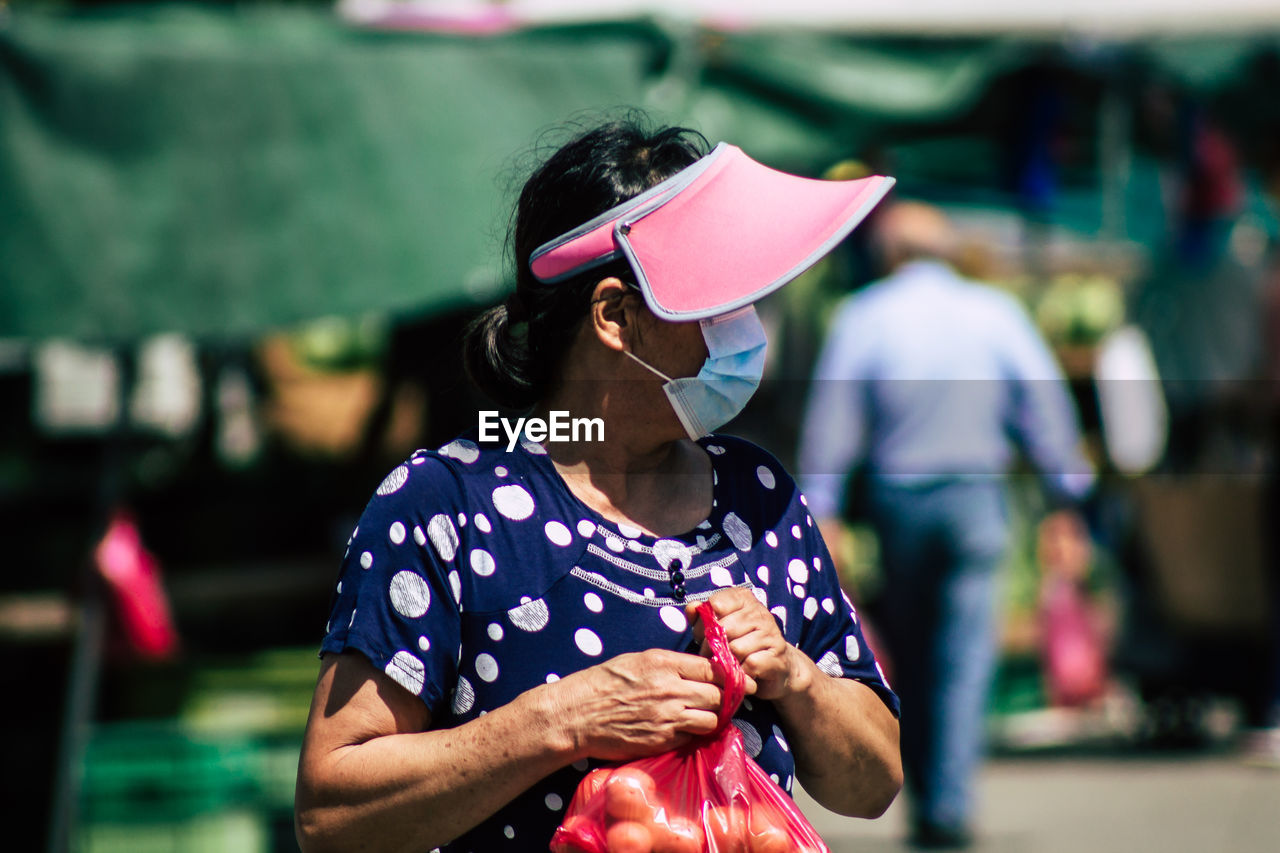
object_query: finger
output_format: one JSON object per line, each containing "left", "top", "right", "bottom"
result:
{"left": 728, "top": 629, "right": 776, "bottom": 663}
{"left": 676, "top": 710, "right": 720, "bottom": 736}
{"left": 741, "top": 649, "right": 787, "bottom": 681}
{"left": 668, "top": 650, "right": 719, "bottom": 684}
{"left": 682, "top": 682, "right": 725, "bottom": 713}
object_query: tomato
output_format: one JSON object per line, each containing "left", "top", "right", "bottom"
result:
{"left": 704, "top": 805, "right": 748, "bottom": 853}
{"left": 605, "top": 768, "right": 658, "bottom": 824}
{"left": 607, "top": 820, "right": 654, "bottom": 853}
{"left": 578, "top": 768, "right": 612, "bottom": 803}
{"left": 651, "top": 815, "right": 704, "bottom": 853}
{"left": 747, "top": 823, "right": 790, "bottom": 853}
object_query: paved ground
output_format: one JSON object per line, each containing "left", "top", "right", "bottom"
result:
{"left": 796, "top": 753, "right": 1280, "bottom": 853}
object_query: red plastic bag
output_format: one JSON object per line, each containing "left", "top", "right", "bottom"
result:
{"left": 550, "top": 603, "right": 829, "bottom": 853}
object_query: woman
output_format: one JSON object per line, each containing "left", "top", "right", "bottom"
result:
{"left": 295, "top": 119, "right": 902, "bottom": 853}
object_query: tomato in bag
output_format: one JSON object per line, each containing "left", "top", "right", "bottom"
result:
{"left": 550, "top": 603, "right": 829, "bottom": 853}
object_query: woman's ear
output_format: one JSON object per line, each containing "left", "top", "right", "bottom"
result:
{"left": 589, "top": 278, "right": 641, "bottom": 352}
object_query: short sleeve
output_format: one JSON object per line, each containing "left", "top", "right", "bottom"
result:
{"left": 792, "top": 494, "right": 901, "bottom": 719}
{"left": 321, "top": 457, "right": 464, "bottom": 717}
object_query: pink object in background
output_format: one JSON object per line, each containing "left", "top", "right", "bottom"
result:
{"left": 94, "top": 509, "right": 180, "bottom": 660}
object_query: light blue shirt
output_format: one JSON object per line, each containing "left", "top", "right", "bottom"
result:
{"left": 798, "top": 260, "right": 1095, "bottom": 519}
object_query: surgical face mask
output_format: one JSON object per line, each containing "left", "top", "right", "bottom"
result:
{"left": 625, "top": 306, "right": 768, "bottom": 440}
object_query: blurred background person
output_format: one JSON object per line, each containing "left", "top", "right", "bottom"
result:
{"left": 797, "top": 201, "right": 1096, "bottom": 848}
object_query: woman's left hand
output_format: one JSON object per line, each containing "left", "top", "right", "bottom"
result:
{"left": 686, "top": 588, "right": 804, "bottom": 701}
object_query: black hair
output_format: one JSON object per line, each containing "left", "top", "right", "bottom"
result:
{"left": 463, "top": 117, "right": 708, "bottom": 410}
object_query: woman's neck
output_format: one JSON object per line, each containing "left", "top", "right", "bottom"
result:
{"left": 532, "top": 384, "right": 711, "bottom": 537}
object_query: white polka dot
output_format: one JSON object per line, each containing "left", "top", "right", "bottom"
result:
{"left": 626, "top": 539, "right": 644, "bottom": 552}
{"left": 784, "top": 775, "right": 793, "bottom": 791}
{"left": 807, "top": 516, "right": 813, "bottom": 527}
{"left": 584, "top": 593, "right": 604, "bottom": 613}
{"left": 575, "top": 628, "right": 603, "bottom": 656}
{"left": 617, "top": 521, "right": 643, "bottom": 539}
{"left": 792, "top": 584, "right": 805, "bottom": 598}
{"left": 389, "top": 521, "right": 406, "bottom": 545}
{"left": 448, "top": 570, "right": 462, "bottom": 604}
{"left": 576, "top": 519, "right": 596, "bottom": 538}
{"left": 413, "top": 525, "right": 426, "bottom": 547}
{"left": 787, "top": 559, "right": 809, "bottom": 584}
{"left": 469, "top": 549, "right": 496, "bottom": 577}
{"left": 756, "top": 465, "right": 776, "bottom": 490}
{"left": 707, "top": 444, "right": 726, "bottom": 455}
{"left": 492, "top": 484, "right": 535, "bottom": 520}
{"left": 349, "top": 609, "right": 357, "bottom": 627}
{"left": 360, "top": 551, "right": 373, "bottom": 570}
{"left": 475, "top": 653, "right": 499, "bottom": 682}
{"left": 376, "top": 466, "right": 409, "bottom": 495}
{"left": 538, "top": 520, "right": 574, "bottom": 547}
{"left": 605, "top": 534, "right": 625, "bottom": 553}
{"left": 487, "top": 622, "right": 504, "bottom": 641}
{"left": 698, "top": 520, "right": 712, "bottom": 530}
{"left": 457, "top": 513, "right": 467, "bottom": 527}
{"left": 389, "top": 571, "right": 431, "bottom": 618}
{"left": 710, "top": 566, "right": 734, "bottom": 587}
{"left": 495, "top": 465, "right": 508, "bottom": 477}
{"left": 772, "top": 725, "right": 790, "bottom": 752}
{"left": 337, "top": 581, "right": 343, "bottom": 594}
{"left": 508, "top": 598, "right": 550, "bottom": 632}
{"left": 643, "top": 588, "right": 655, "bottom": 599}
{"left": 752, "top": 587, "right": 768, "bottom": 607}
{"left": 418, "top": 635, "right": 430, "bottom": 651}
{"left": 822, "top": 597, "right": 835, "bottom": 614}
{"left": 845, "top": 635, "right": 861, "bottom": 662}
{"left": 723, "top": 512, "right": 752, "bottom": 550}
{"left": 660, "top": 606, "right": 688, "bottom": 632}
{"left": 440, "top": 439, "right": 480, "bottom": 464}
{"left": 733, "top": 719, "right": 764, "bottom": 757}
{"left": 800, "top": 494, "right": 808, "bottom": 506}
{"left": 504, "top": 826, "right": 515, "bottom": 840}
{"left": 452, "top": 676, "right": 475, "bottom": 714}
{"left": 791, "top": 524, "right": 802, "bottom": 539}
{"left": 756, "top": 566, "right": 770, "bottom": 584}
{"left": 817, "top": 651, "right": 843, "bottom": 677}
{"left": 384, "top": 651, "right": 425, "bottom": 695}
{"left": 427, "top": 514, "right": 459, "bottom": 562}
{"left": 771, "top": 606, "right": 787, "bottom": 629}
{"left": 545, "top": 673, "right": 560, "bottom": 683}
{"left": 545, "top": 793, "right": 563, "bottom": 811}
{"left": 743, "top": 698, "right": 754, "bottom": 711}
{"left": 572, "top": 758, "right": 589, "bottom": 772}
{"left": 804, "top": 598, "right": 819, "bottom": 620}
{"left": 770, "top": 774, "right": 780, "bottom": 785}
{"left": 765, "top": 531, "right": 779, "bottom": 548}
{"left": 521, "top": 439, "right": 547, "bottom": 455}
{"left": 412, "top": 457, "right": 425, "bottom": 465}
{"left": 814, "top": 557, "right": 823, "bottom": 573}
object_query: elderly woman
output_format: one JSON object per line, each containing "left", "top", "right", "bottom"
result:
{"left": 294, "top": 120, "right": 902, "bottom": 853}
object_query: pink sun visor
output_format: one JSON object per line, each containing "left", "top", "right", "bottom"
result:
{"left": 528, "top": 142, "right": 895, "bottom": 321}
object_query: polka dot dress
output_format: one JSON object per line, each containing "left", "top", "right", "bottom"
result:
{"left": 321, "top": 433, "right": 898, "bottom": 852}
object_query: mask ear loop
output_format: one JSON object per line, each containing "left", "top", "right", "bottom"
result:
{"left": 623, "top": 349, "right": 674, "bottom": 383}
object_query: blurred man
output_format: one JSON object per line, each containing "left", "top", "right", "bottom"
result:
{"left": 798, "top": 202, "right": 1094, "bottom": 848}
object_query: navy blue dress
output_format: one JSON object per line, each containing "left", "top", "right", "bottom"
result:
{"left": 321, "top": 432, "right": 898, "bottom": 852}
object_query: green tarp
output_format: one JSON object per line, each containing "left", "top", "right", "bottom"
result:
{"left": 3, "top": 6, "right": 1277, "bottom": 342}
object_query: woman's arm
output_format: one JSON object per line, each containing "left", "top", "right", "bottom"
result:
{"left": 294, "top": 648, "right": 724, "bottom": 853}
{"left": 772, "top": 646, "right": 902, "bottom": 817}
{"left": 690, "top": 589, "right": 902, "bottom": 819}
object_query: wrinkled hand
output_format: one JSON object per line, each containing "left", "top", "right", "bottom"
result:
{"left": 555, "top": 649, "right": 724, "bottom": 762}
{"left": 686, "top": 588, "right": 802, "bottom": 701}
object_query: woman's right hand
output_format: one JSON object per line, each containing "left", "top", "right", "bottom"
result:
{"left": 552, "top": 648, "right": 723, "bottom": 762}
